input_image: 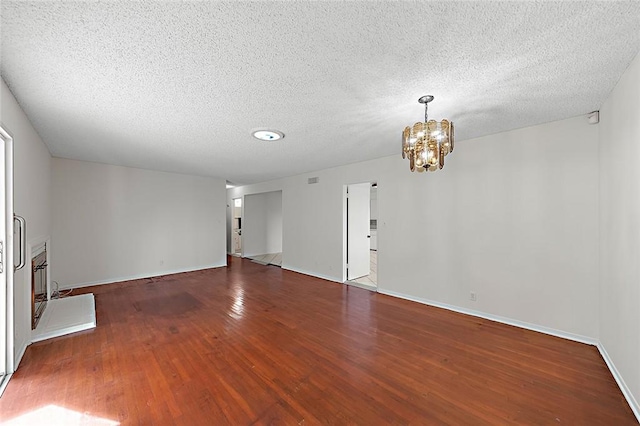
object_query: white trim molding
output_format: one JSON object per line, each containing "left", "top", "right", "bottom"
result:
{"left": 59, "top": 264, "right": 226, "bottom": 290}
{"left": 1, "top": 125, "right": 15, "bottom": 386}
{"left": 282, "top": 265, "right": 342, "bottom": 284}
{"left": 377, "top": 288, "right": 597, "bottom": 345}
{"left": 596, "top": 342, "right": 640, "bottom": 422}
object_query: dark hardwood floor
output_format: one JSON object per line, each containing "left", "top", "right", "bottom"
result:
{"left": 1, "top": 256, "right": 636, "bottom": 425}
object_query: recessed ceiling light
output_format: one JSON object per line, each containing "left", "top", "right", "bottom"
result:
{"left": 252, "top": 130, "right": 284, "bottom": 141}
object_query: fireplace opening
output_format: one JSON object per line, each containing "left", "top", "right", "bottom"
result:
{"left": 32, "top": 244, "right": 48, "bottom": 329}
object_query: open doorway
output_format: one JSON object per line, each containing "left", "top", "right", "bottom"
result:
{"left": 243, "top": 191, "right": 283, "bottom": 267}
{"left": 232, "top": 198, "right": 242, "bottom": 256}
{"left": 344, "top": 182, "right": 377, "bottom": 290}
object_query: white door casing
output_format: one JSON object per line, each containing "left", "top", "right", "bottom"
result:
{"left": 0, "top": 125, "right": 15, "bottom": 391}
{"left": 0, "top": 130, "right": 6, "bottom": 378}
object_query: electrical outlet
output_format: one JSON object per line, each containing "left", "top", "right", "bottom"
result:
{"left": 470, "top": 291, "right": 477, "bottom": 302}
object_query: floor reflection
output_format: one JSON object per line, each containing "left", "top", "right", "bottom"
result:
{"left": 229, "top": 287, "right": 245, "bottom": 319}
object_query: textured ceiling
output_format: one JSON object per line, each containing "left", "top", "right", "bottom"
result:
{"left": 2, "top": 1, "right": 639, "bottom": 184}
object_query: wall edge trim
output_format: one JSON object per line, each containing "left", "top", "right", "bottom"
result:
{"left": 58, "top": 263, "right": 226, "bottom": 290}
{"left": 282, "top": 265, "right": 342, "bottom": 284}
{"left": 596, "top": 342, "right": 640, "bottom": 422}
{"left": 376, "top": 288, "right": 597, "bottom": 344}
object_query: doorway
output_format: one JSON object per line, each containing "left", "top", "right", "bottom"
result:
{"left": 0, "top": 125, "right": 15, "bottom": 395}
{"left": 243, "top": 191, "right": 283, "bottom": 267}
{"left": 232, "top": 198, "right": 242, "bottom": 256}
{"left": 344, "top": 182, "right": 377, "bottom": 290}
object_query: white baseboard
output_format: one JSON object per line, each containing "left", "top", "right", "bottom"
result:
{"left": 282, "top": 265, "right": 342, "bottom": 284}
{"left": 596, "top": 342, "right": 640, "bottom": 422}
{"left": 58, "top": 263, "right": 226, "bottom": 290}
{"left": 377, "top": 288, "right": 597, "bottom": 345}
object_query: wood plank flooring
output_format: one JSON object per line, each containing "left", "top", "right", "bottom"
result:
{"left": 1, "top": 256, "right": 636, "bottom": 425}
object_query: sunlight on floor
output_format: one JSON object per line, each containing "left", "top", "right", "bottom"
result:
{"left": 3, "top": 404, "right": 119, "bottom": 426}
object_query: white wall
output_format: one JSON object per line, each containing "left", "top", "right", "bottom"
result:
{"left": 265, "top": 191, "right": 282, "bottom": 254}
{"left": 242, "top": 190, "right": 282, "bottom": 257}
{"left": 52, "top": 158, "right": 226, "bottom": 288}
{"left": 1, "top": 79, "right": 52, "bottom": 365}
{"left": 370, "top": 186, "right": 378, "bottom": 221}
{"left": 229, "top": 115, "right": 599, "bottom": 339}
{"left": 599, "top": 51, "right": 640, "bottom": 414}
{"left": 243, "top": 193, "right": 267, "bottom": 257}
{"left": 384, "top": 117, "right": 600, "bottom": 339}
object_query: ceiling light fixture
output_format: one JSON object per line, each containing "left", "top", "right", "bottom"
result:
{"left": 252, "top": 130, "right": 284, "bottom": 141}
{"left": 401, "top": 95, "right": 454, "bottom": 172}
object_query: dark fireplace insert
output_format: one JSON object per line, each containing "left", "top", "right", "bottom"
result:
{"left": 32, "top": 246, "right": 48, "bottom": 329}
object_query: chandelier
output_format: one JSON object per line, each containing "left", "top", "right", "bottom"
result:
{"left": 402, "top": 95, "right": 454, "bottom": 172}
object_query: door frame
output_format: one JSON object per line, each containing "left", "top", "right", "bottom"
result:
{"left": 0, "top": 125, "right": 15, "bottom": 396}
